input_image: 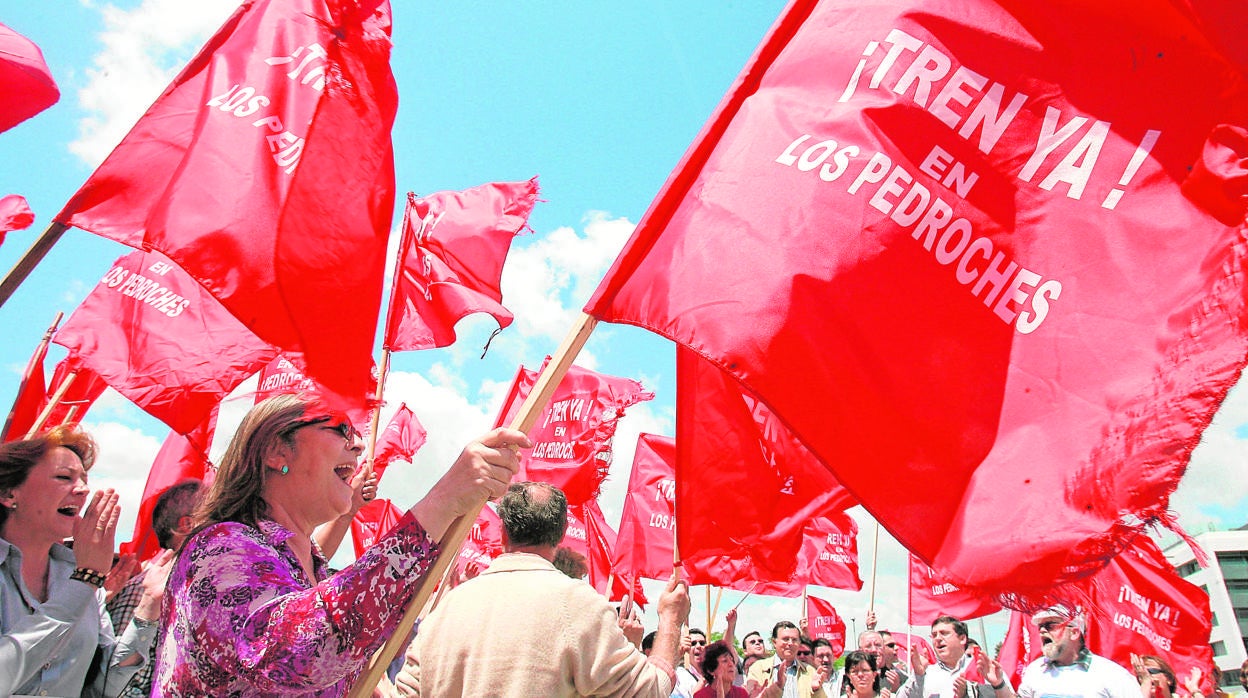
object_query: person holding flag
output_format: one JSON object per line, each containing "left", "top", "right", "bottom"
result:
{"left": 897, "top": 615, "right": 994, "bottom": 697}
{"left": 152, "top": 394, "right": 529, "bottom": 696}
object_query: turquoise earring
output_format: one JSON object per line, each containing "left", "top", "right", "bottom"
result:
{"left": 280, "top": 465, "right": 290, "bottom": 475}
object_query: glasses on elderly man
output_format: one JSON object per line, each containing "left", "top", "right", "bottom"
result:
{"left": 1037, "top": 620, "right": 1070, "bottom": 633}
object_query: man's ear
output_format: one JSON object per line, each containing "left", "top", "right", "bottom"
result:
{"left": 0, "top": 489, "right": 15, "bottom": 508}
{"left": 175, "top": 514, "right": 195, "bottom": 535}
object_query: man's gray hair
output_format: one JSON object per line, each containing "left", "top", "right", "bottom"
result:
{"left": 498, "top": 481, "right": 567, "bottom": 548}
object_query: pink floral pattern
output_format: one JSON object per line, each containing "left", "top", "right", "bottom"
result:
{"left": 153, "top": 511, "right": 437, "bottom": 697}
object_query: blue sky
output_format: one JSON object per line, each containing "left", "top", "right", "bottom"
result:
{"left": 1, "top": 0, "right": 1245, "bottom": 649}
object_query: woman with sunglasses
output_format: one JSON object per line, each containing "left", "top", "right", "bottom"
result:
{"left": 152, "top": 394, "right": 529, "bottom": 696}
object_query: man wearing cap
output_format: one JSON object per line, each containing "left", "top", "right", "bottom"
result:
{"left": 974, "top": 606, "right": 1140, "bottom": 697}
{"left": 898, "top": 615, "right": 994, "bottom": 697}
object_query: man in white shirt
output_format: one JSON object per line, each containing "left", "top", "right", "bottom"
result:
{"left": 975, "top": 605, "right": 1140, "bottom": 698}
{"left": 897, "top": 615, "right": 994, "bottom": 698}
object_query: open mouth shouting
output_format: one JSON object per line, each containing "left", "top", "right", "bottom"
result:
{"left": 334, "top": 464, "right": 356, "bottom": 484}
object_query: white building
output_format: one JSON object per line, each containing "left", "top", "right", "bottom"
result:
{"left": 1165, "top": 528, "right": 1248, "bottom": 691}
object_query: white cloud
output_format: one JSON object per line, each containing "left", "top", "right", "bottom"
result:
{"left": 1172, "top": 379, "right": 1248, "bottom": 529}
{"left": 501, "top": 212, "right": 635, "bottom": 347}
{"left": 81, "top": 419, "right": 164, "bottom": 542}
{"left": 70, "top": 0, "right": 239, "bottom": 165}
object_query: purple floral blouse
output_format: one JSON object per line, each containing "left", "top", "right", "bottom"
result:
{"left": 152, "top": 511, "right": 437, "bottom": 697}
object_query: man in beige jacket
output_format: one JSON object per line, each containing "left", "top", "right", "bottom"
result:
{"left": 395, "top": 481, "right": 690, "bottom": 697}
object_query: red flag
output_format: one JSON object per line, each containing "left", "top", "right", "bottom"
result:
{"left": 0, "top": 194, "right": 35, "bottom": 245}
{"left": 684, "top": 511, "right": 860, "bottom": 596}
{"left": 1083, "top": 536, "right": 1215, "bottom": 694}
{"left": 2, "top": 332, "right": 49, "bottom": 442}
{"left": 586, "top": 0, "right": 1248, "bottom": 597}
{"left": 120, "top": 410, "right": 217, "bottom": 561}
{"left": 251, "top": 354, "right": 377, "bottom": 436}
{"left": 43, "top": 360, "right": 108, "bottom": 429}
{"left": 575, "top": 499, "right": 647, "bottom": 606}
{"left": 253, "top": 355, "right": 317, "bottom": 403}
{"left": 614, "top": 433, "right": 677, "bottom": 581}
{"left": 806, "top": 594, "right": 847, "bottom": 654}
{"left": 383, "top": 178, "right": 538, "bottom": 351}
{"left": 349, "top": 498, "right": 405, "bottom": 558}
{"left": 372, "top": 403, "right": 426, "bottom": 478}
{"left": 996, "top": 610, "right": 1042, "bottom": 689}
{"left": 0, "top": 22, "right": 59, "bottom": 133}
{"left": 456, "top": 505, "right": 504, "bottom": 581}
{"left": 494, "top": 360, "right": 653, "bottom": 504}
{"left": 908, "top": 555, "right": 1003, "bottom": 625}
{"left": 53, "top": 250, "right": 278, "bottom": 436}
{"left": 55, "top": 0, "right": 397, "bottom": 409}
{"left": 676, "top": 347, "right": 855, "bottom": 580}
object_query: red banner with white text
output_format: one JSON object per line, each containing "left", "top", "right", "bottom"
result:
{"left": 54, "top": 250, "right": 277, "bottom": 436}
{"left": 806, "top": 594, "right": 847, "bottom": 655}
{"left": 908, "top": 555, "right": 1003, "bottom": 625}
{"left": 350, "top": 498, "right": 405, "bottom": 558}
{"left": 614, "top": 433, "right": 677, "bottom": 581}
{"left": 57, "top": 0, "right": 397, "bottom": 410}
{"left": 494, "top": 360, "right": 652, "bottom": 504}
{"left": 586, "top": 0, "right": 1248, "bottom": 597}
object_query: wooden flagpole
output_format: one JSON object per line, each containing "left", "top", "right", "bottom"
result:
{"left": 347, "top": 312, "right": 598, "bottom": 697}
{"left": 0, "top": 223, "right": 68, "bottom": 308}
{"left": 26, "top": 370, "right": 77, "bottom": 439}
{"left": 363, "top": 348, "right": 392, "bottom": 471}
{"left": 2, "top": 311, "right": 62, "bottom": 437}
{"left": 869, "top": 520, "right": 880, "bottom": 612}
{"left": 729, "top": 582, "right": 758, "bottom": 613}
{"left": 709, "top": 587, "right": 723, "bottom": 634}
{"left": 705, "top": 585, "right": 712, "bottom": 634}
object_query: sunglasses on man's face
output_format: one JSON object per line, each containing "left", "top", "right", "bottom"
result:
{"left": 1037, "top": 620, "right": 1069, "bottom": 633}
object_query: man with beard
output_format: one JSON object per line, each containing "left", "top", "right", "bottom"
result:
{"left": 745, "top": 621, "right": 830, "bottom": 697}
{"left": 897, "top": 615, "right": 994, "bottom": 697}
{"left": 974, "top": 606, "right": 1139, "bottom": 697}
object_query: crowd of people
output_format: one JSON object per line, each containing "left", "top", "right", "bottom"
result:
{"left": 1, "top": 396, "right": 1245, "bottom": 697}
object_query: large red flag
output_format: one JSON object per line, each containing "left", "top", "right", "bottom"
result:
{"left": 676, "top": 346, "right": 855, "bottom": 580}
{"left": 586, "top": 0, "right": 1248, "bottom": 597}
{"left": 806, "top": 594, "right": 847, "bottom": 654}
{"left": 996, "top": 610, "right": 1042, "bottom": 689}
{"left": 120, "top": 410, "right": 217, "bottom": 562}
{"left": 383, "top": 178, "right": 538, "bottom": 351}
{"left": 493, "top": 360, "right": 653, "bottom": 504}
{"left": 0, "top": 22, "right": 59, "bottom": 133}
{"left": 908, "top": 555, "right": 1003, "bottom": 625}
{"left": 614, "top": 433, "right": 677, "bottom": 581}
{"left": 372, "top": 403, "right": 426, "bottom": 478}
{"left": 54, "top": 250, "right": 278, "bottom": 436}
{"left": 55, "top": 0, "right": 396, "bottom": 409}
{"left": 349, "top": 498, "right": 405, "bottom": 558}
{"left": 1082, "top": 536, "right": 1215, "bottom": 695}
{"left": 2, "top": 332, "right": 48, "bottom": 442}
{"left": 43, "top": 360, "right": 108, "bottom": 429}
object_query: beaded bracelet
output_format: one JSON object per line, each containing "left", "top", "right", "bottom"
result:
{"left": 69, "top": 567, "right": 106, "bottom": 588}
